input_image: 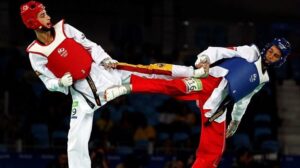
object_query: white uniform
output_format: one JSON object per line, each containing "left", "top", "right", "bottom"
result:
{"left": 27, "top": 20, "right": 195, "bottom": 168}
{"left": 196, "top": 45, "right": 270, "bottom": 123}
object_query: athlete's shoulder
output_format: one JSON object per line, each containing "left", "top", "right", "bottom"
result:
{"left": 236, "top": 44, "right": 260, "bottom": 62}
{"left": 26, "top": 40, "right": 37, "bottom": 52}
{"left": 55, "top": 19, "right": 65, "bottom": 25}
{"left": 52, "top": 19, "right": 65, "bottom": 29}
{"left": 62, "top": 21, "right": 80, "bottom": 33}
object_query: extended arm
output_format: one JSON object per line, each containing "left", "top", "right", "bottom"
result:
{"left": 195, "top": 45, "right": 259, "bottom": 67}
{"left": 226, "top": 84, "right": 264, "bottom": 138}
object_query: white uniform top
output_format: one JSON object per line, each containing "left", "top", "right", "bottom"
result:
{"left": 28, "top": 22, "right": 127, "bottom": 106}
{"left": 196, "top": 45, "right": 270, "bottom": 122}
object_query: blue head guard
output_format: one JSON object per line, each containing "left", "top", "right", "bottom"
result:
{"left": 261, "top": 38, "right": 291, "bottom": 67}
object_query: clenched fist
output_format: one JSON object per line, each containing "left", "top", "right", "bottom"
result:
{"left": 101, "top": 58, "right": 118, "bottom": 70}
{"left": 59, "top": 72, "right": 73, "bottom": 87}
{"left": 195, "top": 55, "right": 209, "bottom": 69}
{"left": 194, "top": 55, "right": 210, "bottom": 78}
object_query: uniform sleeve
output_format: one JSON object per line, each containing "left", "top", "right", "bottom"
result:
{"left": 196, "top": 45, "right": 258, "bottom": 64}
{"left": 29, "top": 53, "right": 69, "bottom": 94}
{"left": 64, "top": 23, "right": 112, "bottom": 65}
{"left": 231, "top": 84, "right": 264, "bottom": 121}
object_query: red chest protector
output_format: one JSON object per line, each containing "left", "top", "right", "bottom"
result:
{"left": 27, "top": 20, "right": 92, "bottom": 80}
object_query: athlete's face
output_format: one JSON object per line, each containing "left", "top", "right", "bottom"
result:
{"left": 37, "top": 9, "right": 52, "bottom": 29}
{"left": 264, "top": 45, "right": 282, "bottom": 64}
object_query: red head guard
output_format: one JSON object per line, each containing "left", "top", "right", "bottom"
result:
{"left": 20, "top": 1, "right": 45, "bottom": 30}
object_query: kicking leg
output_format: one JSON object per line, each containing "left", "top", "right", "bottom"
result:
{"left": 104, "top": 75, "right": 202, "bottom": 101}
{"left": 130, "top": 75, "right": 202, "bottom": 94}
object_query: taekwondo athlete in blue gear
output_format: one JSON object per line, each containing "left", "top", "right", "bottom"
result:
{"left": 195, "top": 37, "right": 291, "bottom": 137}
{"left": 188, "top": 37, "right": 291, "bottom": 167}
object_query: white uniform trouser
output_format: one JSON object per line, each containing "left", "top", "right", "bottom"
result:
{"left": 68, "top": 89, "right": 98, "bottom": 168}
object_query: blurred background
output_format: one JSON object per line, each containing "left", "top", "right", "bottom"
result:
{"left": 1, "top": 0, "right": 300, "bottom": 167}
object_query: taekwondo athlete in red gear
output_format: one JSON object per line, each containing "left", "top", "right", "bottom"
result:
{"left": 105, "top": 38, "right": 291, "bottom": 168}
{"left": 20, "top": 1, "right": 207, "bottom": 168}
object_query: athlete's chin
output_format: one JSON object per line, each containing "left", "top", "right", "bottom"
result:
{"left": 264, "top": 59, "right": 271, "bottom": 64}
{"left": 46, "top": 23, "right": 53, "bottom": 28}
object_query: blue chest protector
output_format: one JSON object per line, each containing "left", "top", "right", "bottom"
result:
{"left": 218, "top": 57, "right": 260, "bottom": 102}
